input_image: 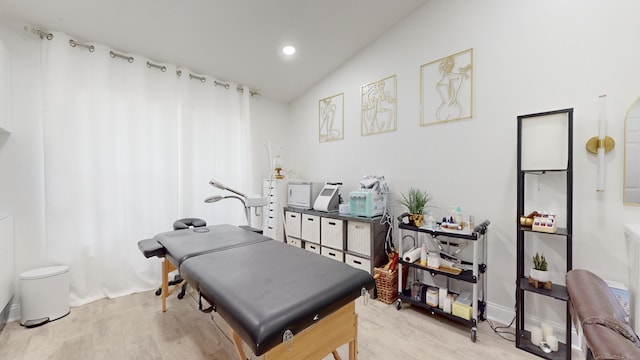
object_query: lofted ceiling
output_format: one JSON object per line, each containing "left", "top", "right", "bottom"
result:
{"left": 0, "top": 0, "right": 427, "bottom": 103}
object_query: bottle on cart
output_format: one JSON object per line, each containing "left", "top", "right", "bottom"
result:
{"left": 455, "top": 207, "right": 463, "bottom": 225}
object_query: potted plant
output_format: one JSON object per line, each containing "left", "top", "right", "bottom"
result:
{"left": 399, "top": 187, "right": 432, "bottom": 227}
{"left": 530, "top": 252, "right": 551, "bottom": 283}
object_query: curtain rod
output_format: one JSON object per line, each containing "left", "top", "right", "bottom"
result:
{"left": 110, "top": 51, "right": 134, "bottom": 63}
{"left": 147, "top": 61, "right": 166, "bottom": 72}
{"left": 189, "top": 73, "right": 206, "bottom": 83}
{"left": 28, "top": 25, "right": 261, "bottom": 96}
{"left": 69, "top": 39, "right": 94, "bottom": 52}
{"left": 24, "top": 26, "right": 53, "bottom": 40}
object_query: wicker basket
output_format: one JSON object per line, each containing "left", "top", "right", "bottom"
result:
{"left": 374, "top": 266, "right": 408, "bottom": 304}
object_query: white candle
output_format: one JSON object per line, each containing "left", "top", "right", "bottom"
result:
{"left": 541, "top": 323, "right": 554, "bottom": 340}
{"left": 443, "top": 297, "right": 452, "bottom": 313}
{"left": 439, "top": 287, "right": 448, "bottom": 309}
{"left": 599, "top": 95, "right": 606, "bottom": 140}
{"left": 530, "top": 326, "right": 543, "bottom": 346}
{"left": 547, "top": 335, "right": 559, "bottom": 351}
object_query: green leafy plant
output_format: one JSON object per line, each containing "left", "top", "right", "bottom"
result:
{"left": 532, "top": 252, "right": 548, "bottom": 271}
{"left": 399, "top": 187, "right": 432, "bottom": 214}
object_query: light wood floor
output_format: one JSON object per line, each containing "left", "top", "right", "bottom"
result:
{"left": 0, "top": 290, "right": 541, "bottom": 360}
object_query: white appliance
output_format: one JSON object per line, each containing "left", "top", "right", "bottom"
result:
{"left": 287, "top": 182, "right": 323, "bottom": 209}
{"left": 625, "top": 224, "right": 640, "bottom": 331}
{"left": 348, "top": 175, "right": 388, "bottom": 217}
{"left": 0, "top": 216, "right": 13, "bottom": 330}
{"left": 313, "top": 183, "right": 341, "bottom": 212}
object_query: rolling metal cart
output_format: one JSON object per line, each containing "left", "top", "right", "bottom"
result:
{"left": 395, "top": 219, "right": 489, "bottom": 342}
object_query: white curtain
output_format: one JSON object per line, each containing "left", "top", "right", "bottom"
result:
{"left": 40, "top": 33, "right": 253, "bottom": 305}
{"left": 177, "top": 72, "right": 253, "bottom": 226}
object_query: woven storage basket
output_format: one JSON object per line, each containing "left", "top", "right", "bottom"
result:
{"left": 374, "top": 266, "right": 408, "bottom": 304}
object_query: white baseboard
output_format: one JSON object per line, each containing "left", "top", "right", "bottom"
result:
{"left": 8, "top": 302, "right": 19, "bottom": 324}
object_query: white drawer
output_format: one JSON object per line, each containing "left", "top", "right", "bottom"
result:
{"left": 345, "top": 254, "right": 371, "bottom": 274}
{"left": 321, "top": 247, "right": 344, "bottom": 262}
{"left": 287, "top": 236, "right": 302, "bottom": 248}
{"left": 347, "top": 221, "right": 371, "bottom": 256}
{"left": 285, "top": 211, "right": 301, "bottom": 238}
{"left": 264, "top": 227, "right": 279, "bottom": 241}
{"left": 266, "top": 215, "right": 277, "bottom": 228}
{"left": 301, "top": 214, "right": 320, "bottom": 244}
{"left": 321, "top": 218, "right": 344, "bottom": 249}
{"left": 305, "top": 242, "right": 321, "bottom": 254}
{"left": 266, "top": 207, "right": 277, "bottom": 216}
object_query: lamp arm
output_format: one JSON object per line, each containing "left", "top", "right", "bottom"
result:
{"left": 222, "top": 195, "right": 252, "bottom": 226}
{"left": 209, "top": 180, "right": 247, "bottom": 198}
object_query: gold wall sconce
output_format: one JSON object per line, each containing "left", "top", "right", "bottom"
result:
{"left": 586, "top": 95, "right": 615, "bottom": 191}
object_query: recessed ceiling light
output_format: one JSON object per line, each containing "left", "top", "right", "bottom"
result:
{"left": 282, "top": 45, "right": 296, "bottom": 55}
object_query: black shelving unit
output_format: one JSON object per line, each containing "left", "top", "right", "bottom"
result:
{"left": 516, "top": 108, "right": 573, "bottom": 360}
{"left": 396, "top": 221, "right": 489, "bottom": 342}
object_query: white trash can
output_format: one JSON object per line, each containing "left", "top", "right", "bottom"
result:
{"left": 20, "top": 265, "right": 70, "bottom": 327}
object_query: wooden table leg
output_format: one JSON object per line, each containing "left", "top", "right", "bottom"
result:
{"left": 349, "top": 313, "right": 358, "bottom": 360}
{"left": 231, "top": 329, "right": 248, "bottom": 360}
{"left": 161, "top": 259, "right": 169, "bottom": 312}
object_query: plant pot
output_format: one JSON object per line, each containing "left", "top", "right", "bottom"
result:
{"left": 530, "top": 268, "right": 551, "bottom": 283}
{"left": 409, "top": 213, "right": 424, "bottom": 227}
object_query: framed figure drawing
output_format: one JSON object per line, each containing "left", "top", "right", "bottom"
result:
{"left": 361, "top": 75, "right": 397, "bottom": 136}
{"left": 319, "top": 93, "right": 344, "bottom": 142}
{"left": 421, "top": 48, "right": 473, "bottom": 126}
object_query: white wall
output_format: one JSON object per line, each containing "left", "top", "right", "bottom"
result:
{"left": 249, "top": 96, "right": 289, "bottom": 188}
{"left": 286, "top": 0, "right": 640, "bottom": 323}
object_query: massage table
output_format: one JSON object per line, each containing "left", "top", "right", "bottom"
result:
{"left": 138, "top": 224, "right": 375, "bottom": 360}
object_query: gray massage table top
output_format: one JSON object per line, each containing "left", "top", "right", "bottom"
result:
{"left": 153, "top": 225, "right": 375, "bottom": 357}
{"left": 153, "top": 224, "right": 269, "bottom": 266}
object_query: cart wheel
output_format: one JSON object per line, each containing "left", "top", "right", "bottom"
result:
{"left": 395, "top": 299, "right": 402, "bottom": 310}
{"left": 155, "top": 288, "right": 162, "bottom": 296}
{"left": 177, "top": 292, "right": 185, "bottom": 299}
{"left": 471, "top": 327, "right": 477, "bottom": 342}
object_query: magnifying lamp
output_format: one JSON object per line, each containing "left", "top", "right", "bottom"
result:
{"left": 209, "top": 180, "right": 246, "bottom": 197}
{"left": 205, "top": 180, "right": 268, "bottom": 227}
{"left": 204, "top": 194, "right": 251, "bottom": 226}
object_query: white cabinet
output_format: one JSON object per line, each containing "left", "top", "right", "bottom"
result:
{"left": 284, "top": 207, "right": 388, "bottom": 275}
{"left": 305, "top": 242, "right": 320, "bottom": 254}
{"left": 321, "top": 247, "right": 344, "bottom": 262}
{"left": 262, "top": 179, "right": 288, "bottom": 242}
{"left": 625, "top": 224, "right": 640, "bottom": 332}
{"left": 0, "top": 40, "right": 11, "bottom": 134}
{"left": 301, "top": 214, "right": 320, "bottom": 244}
{"left": 284, "top": 211, "right": 301, "bottom": 239}
{"left": 345, "top": 253, "right": 370, "bottom": 273}
{"left": 287, "top": 237, "right": 302, "bottom": 248}
{"left": 0, "top": 216, "right": 14, "bottom": 328}
{"left": 321, "top": 217, "right": 344, "bottom": 250}
{"left": 347, "top": 221, "right": 372, "bottom": 256}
